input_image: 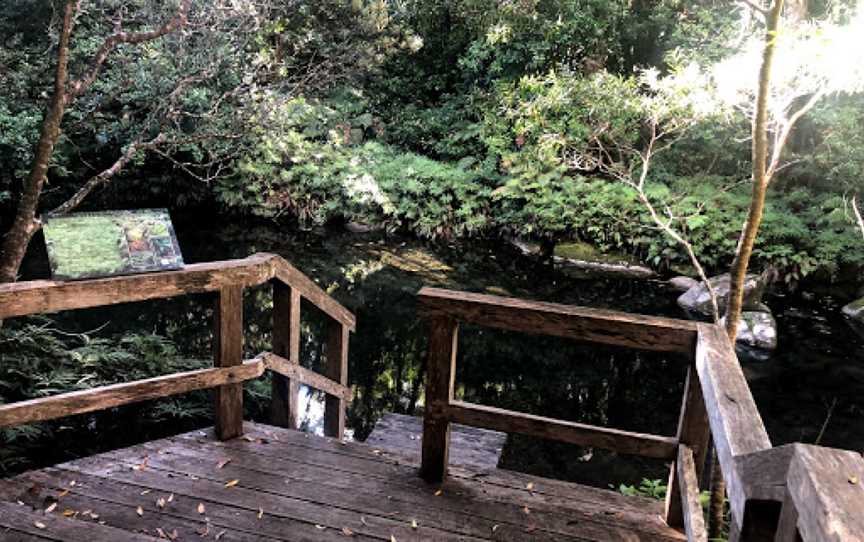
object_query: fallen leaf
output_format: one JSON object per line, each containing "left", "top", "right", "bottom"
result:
{"left": 410, "top": 519, "right": 418, "bottom": 530}
{"left": 224, "top": 479, "right": 239, "bottom": 488}
{"left": 526, "top": 482, "right": 534, "bottom": 491}
{"left": 491, "top": 524, "right": 499, "bottom": 533}
{"left": 217, "top": 459, "right": 232, "bottom": 469}
{"left": 315, "top": 525, "right": 326, "bottom": 530}
{"left": 63, "top": 509, "right": 76, "bottom": 517}
{"left": 215, "top": 530, "right": 226, "bottom": 540}
{"left": 137, "top": 506, "right": 144, "bottom": 517}
{"left": 342, "top": 527, "right": 354, "bottom": 536}
{"left": 34, "top": 521, "right": 46, "bottom": 529}
{"left": 390, "top": 535, "right": 397, "bottom": 542}
{"left": 44, "top": 502, "right": 57, "bottom": 513}
{"left": 257, "top": 507, "right": 264, "bottom": 519}
{"left": 522, "top": 505, "right": 531, "bottom": 515}
{"left": 68, "top": 481, "right": 77, "bottom": 487}
{"left": 850, "top": 475, "right": 860, "bottom": 485}
{"left": 167, "top": 493, "right": 174, "bottom": 503}
{"left": 434, "top": 489, "right": 443, "bottom": 496}
{"left": 197, "top": 522, "right": 211, "bottom": 537}
{"left": 169, "top": 529, "right": 179, "bottom": 540}
{"left": 360, "top": 516, "right": 368, "bottom": 526}
{"left": 57, "top": 489, "right": 70, "bottom": 498}
{"left": 156, "top": 528, "right": 167, "bottom": 539}
{"left": 90, "top": 513, "right": 100, "bottom": 520}
{"left": 197, "top": 503, "right": 206, "bottom": 514}
{"left": 140, "top": 489, "right": 151, "bottom": 496}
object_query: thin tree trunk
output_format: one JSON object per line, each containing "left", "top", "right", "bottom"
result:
{"left": 709, "top": 1, "right": 785, "bottom": 538}
{"left": 0, "top": 0, "right": 76, "bottom": 283}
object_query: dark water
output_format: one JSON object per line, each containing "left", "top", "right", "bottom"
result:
{"left": 8, "top": 215, "right": 864, "bottom": 490}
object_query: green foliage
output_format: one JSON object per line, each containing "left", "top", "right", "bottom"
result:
{"left": 219, "top": 94, "right": 491, "bottom": 238}
{"left": 617, "top": 478, "right": 668, "bottom": 500}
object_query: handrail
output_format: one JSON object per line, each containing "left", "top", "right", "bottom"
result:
{"left": 416, "top": 287, "right": 864, "bottom": 542}
{"left": 0, "top": 253, "right": 356, "bottom": 330}
{"left": 0, "top": 254, "right": 355, "bottom": 442}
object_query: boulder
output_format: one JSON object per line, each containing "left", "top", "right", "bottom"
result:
{"left": 842, "top": 297, "right": 864, "bottom": 325}
{"left": 677, "top": 273, "right": 766, "bottom": 317}
{"left": 669, "top": 276, "right": 699, "bottom": 293}
{"left": 724, "top": 311, "right": 778, "bottom": 351}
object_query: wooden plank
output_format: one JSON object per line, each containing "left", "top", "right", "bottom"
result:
{"left": 366, "top": 413, "right": 505, "bottom": 471}
{"left": 437, "top": 401, "right": 678, "bottom": 460}
{"left": 271, "top": 259, "right": 356, "bottom": 331}
{"left": 4, "top": 471, "right": 367, "bottom": 542}
{"left": 694, "top": 323, "right": 771, "bottom": 526}
{"left": 0, "top": 500, "right": 159, "bottom": 541}
{"left": 0, "top": 253, "right": 275, "bottom": 320}
{"left": 416, "top": 287, "right": 698, "bottom": 353}
{"left": 676, "top": 445, "right": 707, "bottom": 542}
{"left": 420, "top": 317, "right": 458, "bottom": 483}
{"left": 214, "top": 285, "right": 244, "bottom": 440}
{"left": 0, "top": 360, "right": 264, "bottom": 428}
{"left": 269, "top": 284, "right": 301, "bottom": 429}
{"left": 323, "top": 320, "right": 349, "bottom": 439}
{"left": 176, "top": 422, "right": 686, "bottom": 538}
{"left": 82, "top": 440, "right": 681, "bottom": 542}
{"left": 774, "top": 489, "right": 801, "bottom": 542}
{"left": 264, "top": 352, "right": 352, "bottom": 402}
{"left": 665, "top": 364, "right": 710, "bottom": 527}
{"left": 785, "top": 443, "right": 864, "bottom": 542}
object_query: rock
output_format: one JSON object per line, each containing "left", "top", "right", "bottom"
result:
{"left": 842, "top": 297, "right": 864, "bottom": 325}
{"left": 345, "top": 221, "right": 383, "bottom": 234}
{"left": 669, "top": 276, "right": 699, "bottom": 293}
{"left": 723, "top": 311, "right": 778, "bottom": 351}
{"left": 508, "top": 238, "right": 656, "bottom": 279}
{"left": 677, "top": 273, "right": 766, "bottom": 317}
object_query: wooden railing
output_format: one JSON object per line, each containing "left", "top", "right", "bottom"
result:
{"left": 417, "top": 287, "right": 864, "bottom": 542}
{"left": 0, "top": 253, "right": 355, "bottom": 441}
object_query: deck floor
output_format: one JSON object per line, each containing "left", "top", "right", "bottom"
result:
{"left": 0, "top": 422, "right": 685, "bottom": 541}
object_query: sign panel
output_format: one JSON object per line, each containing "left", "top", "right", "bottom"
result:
{"left": 43, "top": 209, "right": 185, "bottom": 280}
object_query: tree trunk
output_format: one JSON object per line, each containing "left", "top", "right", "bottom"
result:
{"left": 0, "top": 0, "right": 76, "bottom": 283}
{"left": 709, "top": 1, "right": 785, "bottom": 539}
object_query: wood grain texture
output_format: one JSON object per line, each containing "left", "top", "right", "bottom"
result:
{"left": 774, "top": 489, "right": 802, "bottom": 542}
{"left": 323, "top": 320, "right": 349, "bottom": 439}
{"left": 784, "top": 444, "right": 864, "bottom": 542}
{"left": 366, "top": 413, "right": 505, "bottom": 471}
{"left": 263, "top": 352, "right": 352, "bottom": 402}
{"left": 665, "top": 364, "right": 710, "bottom": 527}
{"left": 0, "top": 253, "right": 275, "bottom": 319}
{"left": 0, "top": 421, "right": 687, "bottom": 541}
{"left": 420, "top": 317, "right": 458, "bottom": 483}
{"left": 417, "top": 287, "right": 698, "bottom": 353}
{"left": 270, "top": 283, "right": 301, "bottom": 429}
{"left": 272, "top": 259, "right": 356, "bottom": 331}
{"left": 437, "top": 401, "right": 678, "bottom": 460}
{"left": 694, "top": 323, "right": 771, "bottom": 526}
{"left": 0, "top": 253, "right": 356, "bottom": 331}
{"left": 214, "top": 285, "right": 244, "bottom": 440}
{"left": 676, "top": 445, "right": 707, "bottom": 542}
{"left": 0, "top": 500, "right": 160, "bottom": 541}
{"left": 0, "top": 359, "right": 264, "bottom": 428}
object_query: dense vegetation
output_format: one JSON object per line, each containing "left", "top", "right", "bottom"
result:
{"left": 2, "top": 0, "right": 863, "bottom": 285}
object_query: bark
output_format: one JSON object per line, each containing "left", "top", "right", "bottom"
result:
{"left": 710, "top": 1, "right": 785, "bottom": 539}
{"left": 0, "top": 0, "right": 192, "bottom": 284}
{"left": 0, "top": 0, "right": 76, "bottom": 283}
{"left": 852, "top": 195, "right": 864, "bottom": 242}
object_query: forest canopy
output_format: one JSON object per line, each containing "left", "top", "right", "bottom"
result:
{"left": 1, "top": 0, "right": 863, "bottom": 284}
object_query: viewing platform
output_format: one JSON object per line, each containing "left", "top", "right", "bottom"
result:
{"left": 0, "top": 254, "right": 861, "bottom": 541}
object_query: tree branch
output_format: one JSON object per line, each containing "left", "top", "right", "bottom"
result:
{"left": 853, "top": 195, "right": 864, "bottom": 242}
{"left": 67, "top": 0, "right": 192, "bottom": 99}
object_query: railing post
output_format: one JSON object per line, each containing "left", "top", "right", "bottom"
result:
{"left": 270, "top": 282, "right": 301, "bottom": 429}
{"left": 214, "top": 285, "right": 244, "bottom": 440}
{"left": 323, "top": 319, "right": 349, "bottom": 439}
{"left": 420, "top": 316, "right": 458, "bottom": 484}
{"left": 666, "top": 362, "right": 710, "bottom": 527}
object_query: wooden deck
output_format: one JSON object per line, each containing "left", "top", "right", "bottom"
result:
{"left": 366, "top": 413, "right": 505, "bottom": 472}
{"left": 0, "top": 422, "right": 685, "bottom": 542}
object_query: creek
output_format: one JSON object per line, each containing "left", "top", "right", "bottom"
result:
{"left": 13, "top": 214, "right": 864, "bottom": 490}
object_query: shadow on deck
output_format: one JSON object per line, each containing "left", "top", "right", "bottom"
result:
{"left": 0, "top": 422, "right": 683, "bottom": 541}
